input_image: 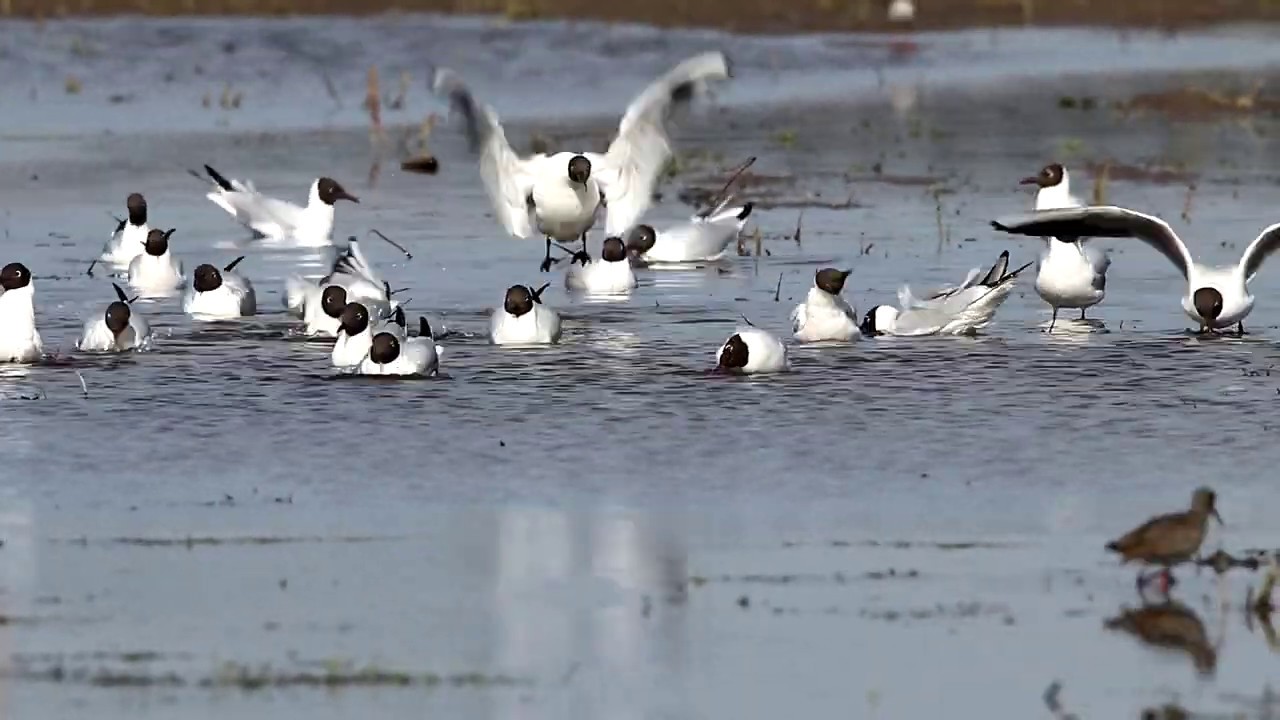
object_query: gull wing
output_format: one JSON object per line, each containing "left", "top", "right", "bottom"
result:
{"left": 993, "top": 206, "right": 1192, "bottom": 279}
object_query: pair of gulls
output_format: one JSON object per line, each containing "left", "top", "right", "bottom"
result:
{"left": 713, "top": 249, "right": 1034, "bottom": 375}
{"left": 431, "top": 51, "right": 737, "bottom": 274}
{"left": 0, "top": 263, "right": 154, "bottom": 360}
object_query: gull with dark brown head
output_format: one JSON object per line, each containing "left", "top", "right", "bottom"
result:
{"left": 78, "top": 283, "right": 151, "bottom": 353}
{"left": 791, "top": 267, "right": 859, "bottom": 343}
{"left": 491, "top": 283, "right": 560, "bottom": 346}
{"left": 198, "top": 164, "right": 358, "bottom": 247}
{"left": 992, "top": 205, "right": 1280, "bottom": 334}
{"left": 432, "top": 52, "right": 731, "bottom": 272}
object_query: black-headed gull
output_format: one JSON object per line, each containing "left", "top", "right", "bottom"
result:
{"left": 992, "top": 205, "right": 1280, "bottom": 334}
{"left": 431, "top": 51, "right": 732, "bottom": 272}
{"left": 78, "top": 283, "right": 151, "bottom": 353}
{"left": 356, "top": 317, "right": 441, "bottom": 377}
{"left": 290, "top": 240, "right": 397, "bottom": 337}
{"left": 626, "top": 202, "right": 753, "bottom": 265}
{"left": 0, "top": 262, "right": 42, "bottom": 363}
{"left": 565, "top": 237, "right": 637, "bottom": 295}
{"left": 491, "top": 283, "right": 561, "bottom": 345}
{"left": 99, "top": 193, "right": 151, "bottom": 267}
{"left": 791, "top": 268, "right": 859, "bottom": 343}
{"left": 862, "top": 251, "right": 1032, "bottom": 336}
{"left": 198, "top": 165, "right": 358, "bottom": 247}
{"left": 128, "top": 228, "right": 184, "bottom": 298}
{"left": 717, "top": 325, "right": 788, "bottom": 374}
{"left": 332, "top": 303, "right": 407, "bottom": 371}
{"left": 183, "top": 256, "right": 257, "bottom": 320}
{"left": 1016, "top": 163, "right": 1111, "bottom": 330}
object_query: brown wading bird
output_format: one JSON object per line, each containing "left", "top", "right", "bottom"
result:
{"left": 1104, "top": 600, "right": 1217, "bottom": 677}
{"left": 1106, "top": 487, "right": 1223, "bottom": 594}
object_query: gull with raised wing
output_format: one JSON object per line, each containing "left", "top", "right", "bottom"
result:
{"left": 991, "top": 205, "right": 1280, "bottom": 334}
{"left": 1016, "top": 163, "right": 1111, "bottom": 331}
{"left": 197, "top": 164, "right": 358, "bottom": 247}
{"left": 862, "top": 252, "right": 1032, "bottom": 337}
{"left": 432, "top": 51, "right": 732, "bottom": 271}
{"left": 791, "top": 268, "right": 859, "bottom": 343}
{"left": 78, "top": 283, "right": 151, "bottom": 353}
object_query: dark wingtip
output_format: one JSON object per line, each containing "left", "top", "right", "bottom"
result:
{"left": 418, "top": 316, "right": 432, "bottom": 339}
{"left": 204, "top": 164, "right": 234, "bottom": 192}
{"left": 737, "top": 202, "right": 754, "bottom": 220}
{"left": 112, "top": 283, "right": 129, "bottom": 303}
{"left": 991, "top": 220, "right": 1011, "bottom": 232}
{"left": 393, "top": 306, "right": 406, "bottom": 327}
{"left": 723, "top": 52, "right": 734, "bottom": 79}
{"left": 223, "top": 255, "right": 245, "bottom": 272}
{"left": 114, "top": 217, "right": 127, "bottom": 234}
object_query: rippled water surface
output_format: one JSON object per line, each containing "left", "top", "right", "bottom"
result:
{"left": 4, "top": 14, "right": 1280, "bottom": 720}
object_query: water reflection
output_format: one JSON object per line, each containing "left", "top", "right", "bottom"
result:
{"left": 493, "top": 508, "right": 688, "bottom": 719}
{"left": 1104, "top": 600, "right": 1217, "bottom": 677}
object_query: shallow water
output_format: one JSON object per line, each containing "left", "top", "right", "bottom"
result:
{"left": 4, "top": 14, "right": 1280, "bottom": 720}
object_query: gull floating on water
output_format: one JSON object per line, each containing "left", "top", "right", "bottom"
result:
{"left": 196, "top": 165, "right": 358, "bottom": 247}
{"left": 128, "top": 228, "right": 184, "bottom": 298}
{"left": 183, "top": 256, "right": 257, "bottom": 320}
{"left": 431, "top": 51, "right": 732, "bottom": 272}
{"left": 1016, "top": 163, "right": 1111, "bottom": 331}
{"left": 356, "top": 317, "right": 441, "bottom": 377}
{"left": 991, "top": 205, "right": 1280, "bottom": 334}
{"left": 99, "top": 193, "right": 151, "bottom": 267}
{"left": 565, "top": 237, "right": 638, "bottom": 295}
{"left": 78, "top": 283, "right": 151, "bottom": 353}
{"left": 332, "top": 303, "right": 406, "bottom": 371}
{"left": 626, "top": 202, "right": 754, "bottom": 266}
{"left": 491, "top": 283, "right": 561, "bottom": 346}
{"left": 791, "top": 268, "right": 859, "bottom": 343}
{"left": 291, "top": 240, "right": 397, "bottom": 337}
{"left": 0, "top": 263, "right": 42, "bottom": 363}
{"left": 717, "top": 325, "right": 788, "bottom": 374}
{"left": 861, "top": 251, "right": 1032, "bottom": 336}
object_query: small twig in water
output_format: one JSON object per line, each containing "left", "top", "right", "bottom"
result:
{"left": 739, "top": 313, "right": 755, "bottom": 327}
{"left": 933, "top": 188, "right": 945, "bottom": 254}
{"left": 773, "top": 273, "right": 783, "bottom": 302}
{"left": 1182, "top": 183, "right": 1197, "bottom": 223}
{"left": 1092, "top": 161, "right": 1110, "bottom": 205}
{"left": 320, "top": 71, "right": 342, "bottom": 108}
{"left": 793, "top": 211, "right": 803, "bottom": 247}
{"left": 75, "top": 371, "right": 88, "bottom": 398}
{"left": 368, "top": 229, "right": 412, "bottom": 260}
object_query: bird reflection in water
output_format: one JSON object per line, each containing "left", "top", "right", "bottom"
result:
{"left": 1104, "top": 599, "right": 1217, "bottom": 677}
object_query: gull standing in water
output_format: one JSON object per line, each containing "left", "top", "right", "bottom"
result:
{"left": 861, "top": 251, "right": 1032, "bottom": 336}
{"left": 78, "top": 283, "right": 151, "bottom": 353}
{"left": 791, "top": 268, "right": 859, "bottom": 343}
{"left": 432, "top": 51, "right": 732, "bottom": 271}
{"left": 1016, "top": 163, "right": 1111, "bottom": 331}
{"left": 991, "top": 205, "right": 1280, "bottom": 334}
{"left": 0, "top": 263, "right": 42, "bottom": 363}
{"left": 196, "top": 165, "right": 359, "bottom": 247}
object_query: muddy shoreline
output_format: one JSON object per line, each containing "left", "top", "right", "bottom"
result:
{"left": 7, "top": 0, "right": 1280, "bottom": 32}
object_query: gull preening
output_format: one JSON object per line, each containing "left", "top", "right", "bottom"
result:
{"left": 128, "top": 228, "right": 184, "bottom": 298}
{"left": 991, "top": 205, "right": 1280, "bottom": 333}
{"left": 861, "top": 251, "right": 1032, "bottom": 336}
{"left": 99, "top": 193, "right": 151, "bottom": 267}
{"left": 78, "top": 283, "right": 151, "bottom": 353}
{"left": 1016, "top": 163, "right": 1111, "bottom": 330}
{"left": 717, "top": 325, "right": 788, "bottom": 375}
{"left": 432, "top": 51, "right": 732, "bottom": 271}
{"left": 626, "top": 202, "right": 754, "bottom": 266}
{"left": 565, "top": 237, "right": 638, "bottom": 295}
{"left": 0, "top": 262, "right": 42, "bottom": 363}
{"left": 197, "top": 165, "right": 359, "bottom": 247}
{"left": 183, "top": 256, "right": 257, "bottom": 320}
{"left": 791, "top": 268, "right": 859, "bottom": 343}
{"left": 356, "top": 317, "right": 441, "bottom": 377}
{"left": 491, "top": 283, "right": 561, "bottom": 346}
